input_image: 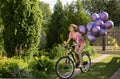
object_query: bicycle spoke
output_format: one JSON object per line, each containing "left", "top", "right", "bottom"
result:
{"left": 55, "top": 56, "right": 74, "bottom": 79}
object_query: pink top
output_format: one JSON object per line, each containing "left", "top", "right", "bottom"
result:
{"left": 69, "top": 32, "right": 83, "bottom": 45}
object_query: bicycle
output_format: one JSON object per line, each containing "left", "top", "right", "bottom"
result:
{"left": 55, "top": 44, "right": 91, "bottom": 79}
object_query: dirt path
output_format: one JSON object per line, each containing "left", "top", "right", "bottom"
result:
{"left": 56, "top": 54, "right": 110, "bottom": 79}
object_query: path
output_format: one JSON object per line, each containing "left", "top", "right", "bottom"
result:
{"left": 110, "top": 67, "right": 120, "bottom": 79}
{"left": 56, "top": 54, "right": 110, "bottom": 79}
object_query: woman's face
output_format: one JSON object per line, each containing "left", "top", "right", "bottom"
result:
{"left": 69, "top": 26, "right": 74, "bottom": 32}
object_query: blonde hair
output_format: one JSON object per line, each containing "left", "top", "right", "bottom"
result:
{"left": 69, "top": 24, "right": 78, "bottom": 32}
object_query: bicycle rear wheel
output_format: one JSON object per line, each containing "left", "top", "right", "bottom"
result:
{"left": 80, "top": 53, "right": 91, "bottom": 73}
{"left": 55, "top": 56, "right": 74, "bottom": 79}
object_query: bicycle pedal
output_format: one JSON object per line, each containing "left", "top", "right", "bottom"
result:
{"left": 82, "top": 61, "right": 88, "bottom": 65}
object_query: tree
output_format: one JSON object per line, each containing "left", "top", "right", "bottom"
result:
{"left": 82, "top": 0, "right": 107, "bottom": 14}
{"left": 39, "top": 1, "right": 52, "bottom": 49}
{"left": 0, "top": 0, "right": 42, "bottom": 57}
{"left": 47, "top": 0, "right": 90, "bottom": 47}
{"left": 106, "top": 0, "right": 120, "bottom": 26}
{"left": 82, "top": 0, "right": 120, "bottom": 26}
{"left": 47, "top": 0, "right": 64, "bottom": 48}
{"left": 60, "top": 0, "right": 91, "bottom": 42}
{"left": 39, "top": 1, "right": 52, "bottom": 31}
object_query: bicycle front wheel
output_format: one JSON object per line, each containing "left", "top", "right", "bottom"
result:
{"left": 55, "top": 56, "right": 74, "bottom": 79}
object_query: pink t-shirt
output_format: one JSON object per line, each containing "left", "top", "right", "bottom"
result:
{"left": 69, "top": 32, "right": 83, "bottom": 45}
{"left": 69, "top": 32, "right": 81, "bottom": 40}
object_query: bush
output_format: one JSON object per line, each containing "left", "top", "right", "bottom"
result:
{"left": 0, "top": 0, "right": 43, "bottom": 57}
{"left": 48, "top": 44, "right": 66, "bottom": 59}
{"left": 83, "top": 45, "right": 97, "bottom": 56}
{"left": 29, "top": 55, "right": 54, "bottom": 75}
{"left": 0, "top": 58, "right": 28, "bottom": 78}
{"left": 0, "top": 48, "right": 56, "bottom": 78}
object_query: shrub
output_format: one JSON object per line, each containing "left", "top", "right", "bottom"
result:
{"left": 83, "top": 45, "right": 97, "bottom": 56}
{"left": 48, "top": 44, "right": 66, "bottom": 59}
{"left": 29, "top": 55, "right": 54, "bottom": 75}
{"left": 0, "top": 58, "right": 28, "bottom": 78}
{"left": 0, "top": 0, "right": 43, "bottom": 57}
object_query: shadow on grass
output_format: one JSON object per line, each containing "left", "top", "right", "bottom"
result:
{"left": 72, "top": 56, "right": 120, "bottom": 79}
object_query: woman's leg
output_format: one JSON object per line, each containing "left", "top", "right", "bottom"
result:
{"left": 75, "top": 46, "right": 79, "bottom": 63}
{"left": 78, "top": 43, "right": 86, "bottom": 65}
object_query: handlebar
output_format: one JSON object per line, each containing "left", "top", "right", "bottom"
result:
{"left": 64, "top": 44, "right": 76, "bottom": 49}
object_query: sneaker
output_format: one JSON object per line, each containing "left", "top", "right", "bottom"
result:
{"left": 79, "top": 64, "right": 84, "bottom": 68}
{"left": 82, "top": 61, "right": 88, "bottom": 65}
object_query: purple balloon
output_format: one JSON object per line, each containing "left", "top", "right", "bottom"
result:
{"left": 87, "top": 33, "right": 96, "bottom": 42}
{"left": 95, "top": 19, "right": 104, "bottom": 26}
{"left": 104, "top": 21, "right": 114, "bottom": 29}
{"left": 98, "top": 13, "right": 102, "bottom": 17}
{"left": 99, "top": 12, "right": 109, "bottom": 21}
{"left": 100, "top": 28, "right": 107, "bottom": 36}
{"left": 92, "top": 26, "right": 101, "bottom": 34}
{"left": 92, "top": 32, "right": 100, "bottom": 37}
{"left": 101, "top": 23, "right": 106, "bottom": 29}
{"left": 86, "top": 22, "right": 95, "bottom": 31}
{"left": 79, "top": 25, "right": 86, "bottom": 34}
{"left": 91, "top": 13, "right": 99, "bottom": 21}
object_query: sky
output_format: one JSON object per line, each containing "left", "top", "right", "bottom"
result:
{"left": 40, "top": 0, "right": 76, "bottom": 11}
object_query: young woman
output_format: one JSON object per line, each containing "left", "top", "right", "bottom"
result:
{"left": 65, "top": 24, "right": 86, "bottom": 67}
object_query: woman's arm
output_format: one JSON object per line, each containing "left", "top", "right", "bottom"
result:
{"left": 76, "top": 37, "right": 82, "bottom": 46}
{"left": 66, "top": 38, "right": 71, "bottom": 45}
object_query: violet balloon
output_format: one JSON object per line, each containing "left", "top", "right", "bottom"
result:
{"left": 95, "top": 19, "right": 104, "bottom": 26}
{"left": 86, "top": 22, "right": 95, "bottom": 31}
{"left": 100, "top": 12, "right": 108, "bottom": 21}
{"left": 92, "top": 32, "right": 100, "bottom": 37}
{"left": 104, "top": 21, "right": 114, "bottom": 29}
{"left": 92, "top": 26, "right": 101, "bottom": 34}
{"left": 100, "top": 28, "right": 107, "bottom": 36}
{"left": 98, "top": 13, "right": 102, "bottom": 18}
{"left": 91, "top": 13, "right": 99, "bottom": 21}
{"left": 101, "top": 23, "right": 106, "bottom": 29}
{"left": 87, "top": 33, "right": 96, "bottom": 42}
{"left": 79, "top": 25, "right": 86, "bottom": 34}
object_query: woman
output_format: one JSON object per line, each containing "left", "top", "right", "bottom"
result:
{"left": 65, "top": 24, "right": 86, "bottom": 67}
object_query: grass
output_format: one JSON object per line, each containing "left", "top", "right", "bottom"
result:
{"left": 72, "top": 55, "right": 120, "bottom": 79}
{"left": 90, "top": 53, "right": 102, "bottom": 60}
{"left": 47, "top": 53, "right": 103, "bottom": 79}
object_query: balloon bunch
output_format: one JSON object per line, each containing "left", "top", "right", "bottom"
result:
{"left": 78, "top": 12, "right": 114, "bottom": 43}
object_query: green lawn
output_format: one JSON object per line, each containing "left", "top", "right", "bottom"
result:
{"left": 47, "top": 53, "right": 102, "bottom": 79}
{"left": 90, "top": 53, "right": 102, "bottom": 60}
{"left": 72, "top": 55, "right": 120, "bottom": 79}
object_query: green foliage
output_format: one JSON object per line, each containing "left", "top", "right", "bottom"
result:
{"left": 82, "top": 0, "right": 120, "bottom": 26}
{"left": 39, "top": 1, "right": 52, "bottom": 31}
{"left": 48, "top": 44, "right": 66, "bottom": 59}
{"left": 0, "top": 0, "right": 42, "bottom": 57}
{"left": 0, "top": 17, "right": 4, "bottom": 56}
{"left": 0, "top": 58, "right": 28, "bottom": 78}
{"left": 47, "top": 0, "right": 90, "bottom": 47}
{"left": 29, "top": 55, "right": 54, "bottom": 75}
{"left": 0, "top": 55, "right": 55, "bottom": 78}
{"left": 47, "top": 0, "right": 64, "bottom": 47}
{"left": 83, "top": 45, "right": 97, "bottom": 56}
{"left": 39, "top": 1, "right": 52, "bottom": 49}
{"left": 60, "top": 0, "right": 91, "bottom": 42}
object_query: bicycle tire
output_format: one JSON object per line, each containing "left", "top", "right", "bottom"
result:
{"left": 55, "top": 56, "right": 74, "bottom": 79}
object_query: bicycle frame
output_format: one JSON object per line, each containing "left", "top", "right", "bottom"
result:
{"left": 66, "top": 46, "right": 77, "bottom": 64}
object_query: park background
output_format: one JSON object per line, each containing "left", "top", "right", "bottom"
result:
{"left": 0, "top": 0, "right": 120, "bottom": 78}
